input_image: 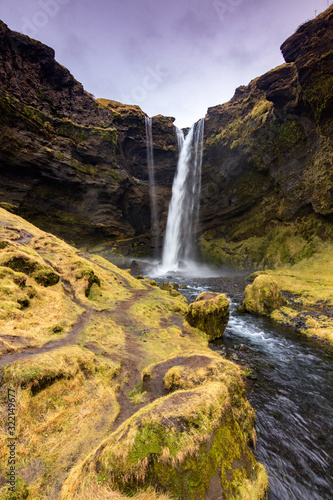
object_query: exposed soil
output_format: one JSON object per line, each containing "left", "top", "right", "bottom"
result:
{"left": 143, "top": 355, "right": 214, "bottom": 401}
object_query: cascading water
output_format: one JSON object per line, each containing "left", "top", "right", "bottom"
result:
{"left": 145, "top": 116, "right": 158, "bottom": 254}
{"left": 160, "top": 118, "right": 204, "bottom": 272}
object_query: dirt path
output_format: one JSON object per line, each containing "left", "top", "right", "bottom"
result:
{"left": 0, "top": 308, "right": 94, "bottom": 368}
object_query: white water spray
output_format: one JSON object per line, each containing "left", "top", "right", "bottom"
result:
{"left": 145, "top": 117, "right": 158, "bottom": 253}
{"left": 160, "top": 118, "right": 204, "bottom": 272}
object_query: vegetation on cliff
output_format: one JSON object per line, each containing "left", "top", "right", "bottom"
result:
{"left": 200, "top": 6, "right": 333, "bottom": 272}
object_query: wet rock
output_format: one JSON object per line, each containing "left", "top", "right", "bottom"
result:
{"left": 130, "top": 260, "right": 141, "bottom": 276}
{"left": 199, "top": 7, "right": 333, "bottom": 269}
{"left": 186, "top": 292, "right": 230, "bottom": 342}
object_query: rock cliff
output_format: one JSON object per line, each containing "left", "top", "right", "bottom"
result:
{"left": 0, "top": 7, "right": 332, "bottom": 266}
{"left": 199, "top": 6, "right": 333, "bottom": 268}
{"left": 0, "top": 20, "right": 177, "bottom": 251}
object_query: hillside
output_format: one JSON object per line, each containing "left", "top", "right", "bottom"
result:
{"left": 0, "top": 208, "right": 267, "bottom": 499}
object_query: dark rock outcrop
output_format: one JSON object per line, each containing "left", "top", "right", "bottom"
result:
{"left": 0, "top": 20, "right": 178, "bottom": 249}
{"left": 199, "top": 6, "right": 333, "bottom": 268}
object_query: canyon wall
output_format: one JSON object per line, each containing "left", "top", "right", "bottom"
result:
{"left": 0, "top": 6, "right": 332, "bottom": 267}
{"left": 0, "top": 20, "right": 177, "bottom": 252}
{"left": 199, "top": 6, "right": 333, "bottom": 268}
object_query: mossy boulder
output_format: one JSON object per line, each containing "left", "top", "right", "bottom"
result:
{"left": 243, "top": 275, "right": 287, "bottom": 315}
{"left": 96, "top": 381, "right": 267, "bottom": 499}
{"left": 186, "top": 292, "right": 230, "bottom": 342}
{"left": 160, "top": 282, "right": 184, "bottom": 299}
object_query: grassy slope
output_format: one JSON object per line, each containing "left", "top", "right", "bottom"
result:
{"left": 242, "top": 240, "right": 333, "bottom": 344}
{"left": 0, "top": 208, "right": 267, "bottom": 500}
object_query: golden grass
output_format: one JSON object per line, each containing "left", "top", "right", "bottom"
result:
{"left": 0, "top": 265, "right": 83, "bottom": 352}
{"left": 61, "top": 381, "right": 232, "bottom": 495}
{"left": 60, "top": 460, "right": 174, "bottom": 500}
{"left": 0, "top": 348, "right": 119, "bottom": 499}
{"left": 237, "top": 463, "right": 269, "bottom": 500}
{"left": 3, "top": 345, "right": 96, "bottom": 387}
{"left": 0, "top": 208, "right": 266, "bottom": 498}
{"left": 268, "top": 243, "right": 333, "bottom": 343}
{"left": 162, "top": 355, "right": 240, "bottom": 392}
{"left": 80, "top": 315, "right": 127, "bottom": 351}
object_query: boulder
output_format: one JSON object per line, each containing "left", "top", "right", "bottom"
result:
{"left": 242, "top": 275, "right": 287, "bottom": 316}
{"left": 186, "top": 292, "right": 230, "bottom": 341}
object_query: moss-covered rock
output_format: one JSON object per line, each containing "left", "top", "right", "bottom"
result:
{"left": 94, "top": 380, "right": 267, "bottom": 500}
{"left": 243, "top": 275, "right": 287, "bottom": 316}
{"left": 186, "top": 292, "right": 230, "bottom": 342}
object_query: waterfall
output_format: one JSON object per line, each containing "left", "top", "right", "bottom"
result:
{"left": 161, "top": 118, "right": 204, "bottom": 271}
{"left": 145, "top": 116, "right": 158, "bottom": 254}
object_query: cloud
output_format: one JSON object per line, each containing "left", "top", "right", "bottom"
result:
{"left": 0, "top": 0, "right": 330, "bottom": 127}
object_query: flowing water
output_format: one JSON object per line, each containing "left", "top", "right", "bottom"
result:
{"left": 145, "top": 116, "right": 158, "bottom": 253}
{"left": 147, "top": 112, "right": 333, "bottom": 499}
{"left": 147, "top": 271, "right": 333, "bottom": 500}
{"left": 160, "top": 119, "right": 204, "bottom": 272}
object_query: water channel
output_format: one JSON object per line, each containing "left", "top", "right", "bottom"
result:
{"left": 150, "top": 271, "right": 333, "bottom": 500}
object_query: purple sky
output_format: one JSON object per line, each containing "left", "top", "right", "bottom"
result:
{"left": 0, "top": 0, "right": 330, "bottom": 127}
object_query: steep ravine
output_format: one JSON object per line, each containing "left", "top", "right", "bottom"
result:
{"left": 0, "top": 7, "right": 332, "bottom": 264}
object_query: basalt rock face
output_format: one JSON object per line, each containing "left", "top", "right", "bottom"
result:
{"left": 199, "top": 6, "right": 333, "bottom": 269}
{"left": 0, "top": 20, "right": 178, "bottom": 248}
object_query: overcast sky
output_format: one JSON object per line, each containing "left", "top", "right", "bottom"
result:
{"left": 0, "top": 0, "right": 330, "bottom": 127}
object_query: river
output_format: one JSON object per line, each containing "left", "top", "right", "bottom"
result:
{"left": 149, "top": 271, "right": 333, "bottom": 500}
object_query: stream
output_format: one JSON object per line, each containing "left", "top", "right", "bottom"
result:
{"left": 149, "top": 271, "right": 333, "bottom": 500}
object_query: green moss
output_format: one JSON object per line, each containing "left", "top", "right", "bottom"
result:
{"left": 2, "top": 477, "right": 29, "bottom": 499}
{"left": 109, "top": 169, "right": 120, "bottom": 181}
{"left": 1, "top": 251, "right": 60, "bottom": 287}
{"left": 147, "top": 414, "right": 258, "bottom": 500}
{"left": 0, "top": 202, "right": 18, "bottom": 214}
{"left": 199, "top": 214, "right": 333, "bottom": 270}
{"left": 302, "top": 69, "right": 333, "bottom": 121}
{"left": 98, "top": 128, "right": 118, "bottom": 147}
{"left": 129, "top": 382, "right": 146, "bottom": 404}
{"left": 243, "top": 275, "right": 287, "bottom": 316}
{"left": 0, "top": 91, "right": 52, "bottom": 137}
{"left": 98, "top": 381, "right": 265, "bottom": 499}
{"left": 34, "top": 268, "right": 60, "bottom": 287}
